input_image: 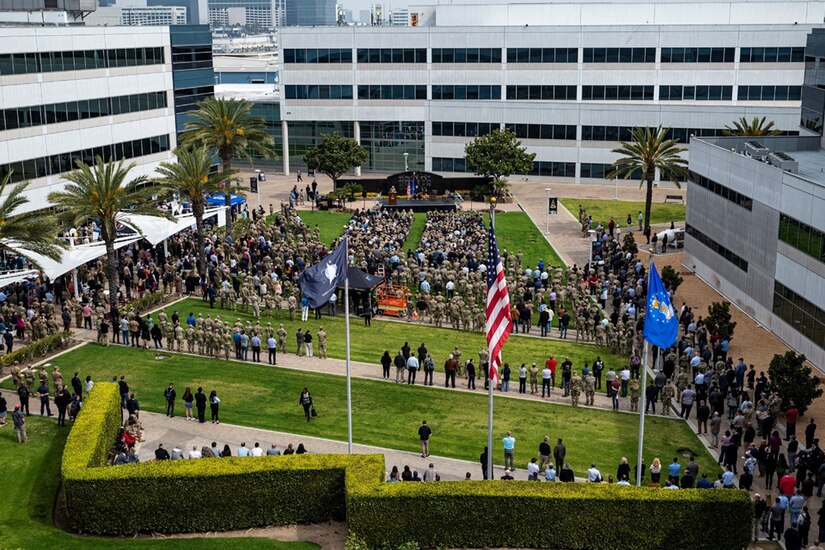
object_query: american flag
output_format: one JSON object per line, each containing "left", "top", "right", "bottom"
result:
{"left": 485, "top": 217, "right": 512, "bottom": 388}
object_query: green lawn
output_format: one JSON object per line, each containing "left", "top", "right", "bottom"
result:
{"left": 0, "top": 415, "right": 318, "bottom": 549}
{"left": 483, "top": 211, "right": 566, "bottom": 269}
{"left": 21, "top": 345, "right": 720, "bottom": 482}
{"left": 404, "top": 213, "right": 427, "bottom": 252}
{"left": 288, "top": 211, "right": 352, "bottom": 247}
{"left": 560, "top": 198, "right": 686, "bottom": 229}
{"left": 164, "top": 298, "right": 623, "bottom": 375}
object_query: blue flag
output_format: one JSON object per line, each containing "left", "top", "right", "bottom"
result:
{"left": 299, "top": 237, "right": 348, "bottom": 308}
{"left": 642, "top": 261, "right": 678, "bottom": 349}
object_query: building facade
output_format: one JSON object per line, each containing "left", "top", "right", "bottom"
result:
{"left": 284, "top": 0, "right": 334, "bottom": 26}
{"left": 686, "top": 135, "right": 825, "bottom": 371}
{"left": 208, "top": 0, "right": 277, "bottom": 28}
{"left": 122, "top": 6, "right": 188, "bottom": 25}
{"left": 0, "top": 25, "right": 180, "bottom": 212}
{"left": 276, "top": 13, "right": 815, "bottom": 177}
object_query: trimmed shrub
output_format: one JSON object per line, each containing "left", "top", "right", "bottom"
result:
{"left": 0, "top": 331, "right": 74, "bottom": 368}
{"left": 126, "top": 290, "right": 166, "bottom": 314}
{"left": 346, "top": 481, "right": 753, "bottom": 550}
{"left": 64, "top": 382, "right": 753, "bottom": 549}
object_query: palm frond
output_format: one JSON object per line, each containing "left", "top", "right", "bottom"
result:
{"left": 0, "top": 173, "right": 65, "bottom": 262}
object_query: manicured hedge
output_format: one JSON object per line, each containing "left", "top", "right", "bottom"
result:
{"left": 0, "top": 331, "right": 74, "bottom": 368}
{"left": 346, "top": 480, "right": 753, "bottom": 550}
{"left": 63, "top": 383, "right": 753, "bottom": 549}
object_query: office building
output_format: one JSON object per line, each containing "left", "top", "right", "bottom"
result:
{"left": 274, "top": 0, "right": 816, "bottom": 175}
{"left": 148, "top": 0, "right": 208, "bottom": 24}
{"left": 208, "top": 0, "right": 278, "bottom": 28}
{"left": 285, "top": 0, "right": 334, "bottom": 26}
{"left": 686, "top": 135, "right": 825, "bottom": 370}
{"left": 0, "top": 25, "right": 215, "bottom": 212}
{"left": 87, "top": 5, "right": 188, "bottom": 26}
{"left": 389, "top": 8, "right": 409, "bottom": 26}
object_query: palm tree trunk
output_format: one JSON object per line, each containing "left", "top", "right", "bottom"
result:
{"left": 193, "top": 200, "right": 207, "bottom": 284}
{"left": 644, "top": 174, "right": 654, "bottom": 244}
{"left": 105, "top": 237, "right": 119, "bottom": 311}
{"left": 222, "top": 156, "right": 233, "bottom": 236}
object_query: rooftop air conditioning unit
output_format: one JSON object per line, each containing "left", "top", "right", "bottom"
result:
{"left": 768, "top": 152, "right": 799, "bottom": 174}
{"left": 744, "top": 141, "right": 770, "bottom": 160}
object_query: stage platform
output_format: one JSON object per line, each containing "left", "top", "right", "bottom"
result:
{"left": 378, "top": 198, "right": 459, "bottom": 212}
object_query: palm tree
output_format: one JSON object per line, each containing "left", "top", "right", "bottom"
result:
{"left": 723, "top": 116, "right": 782, "bottom": 137}
{"left": 0, "top": 172, "right": 65, "bottom": 265}
{"left": 156, "top": 145, "right": 235, "bottom": 282}
{"left": 608, "top": 127, "right": 688, "bottom": 239}
{"left": 48, "top": 158, "right": 171, "bottom": 310}
{"left": 179, "top": 97, "right": 276, "bottom": 234}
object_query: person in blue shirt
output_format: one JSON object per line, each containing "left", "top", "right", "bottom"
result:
{"left": 233, "top": 331, "right": 242, "bottom": 359}
{"left": 237, "top": 442, "right": 250, "bottom": 457}
{"left": 187, "top": 313, "right": 196, "bottom": 327}
{"left": 722, "top": 465, "right": 736, "bottom": 488}
{"left": 667, "top": 457, "right": 682, "bottom": 485}
{"left": 544, "top": 465, "right": 557, "bottom": 481}
{"left": 502, "top": 431, "right": 516, "bottom": 470}
{"left": 696, "top": 473, "right": 714, "bottom": 488}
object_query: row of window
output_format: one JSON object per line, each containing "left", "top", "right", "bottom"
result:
{"left": 579, "top": 163, "right": 645, "bottom": 179}
{"left": 432, "top": 157, "right": 469, "bottom": 173}
{"left": 170, "top": 46, "right": 212, "bottom": 71}
{"left": 284, "top": 84, "right": 354, "bottom": 100}
{"left": 1, "top": 91, "right": 167, "bottom": 132}
{"left": 283, "top": 49, "right": 354, "bottom": 64}
{"left": 432, "top": 158, "right": 638, "bottom": 179}
{"left": 741, "top": 47, "right": 805, "bottom": 63}
{"left": 432, "top": 48, "right": 502, "bottom": 63}
{"left": 685, "top": 224, "right": 749, "bottom": 272}
{"left": 281, "top": 46, "right": 804, "bottom": 65}
{"left": 506, "top": 85, "right": 577, "bottom": 101}
{"left": 660, "top": 47, "right": 735, "bottom": 63}
{"left": 0, "top": 47, "right": 164, "bottom": 76}
{"left": 529, "top": 161, "right": 576, "bottom": 178}
{"left": 504, "top": 123, "right": 577, "bottom": 141}
{"left": 431, "top": 85, "right": 501, "bottom": 100}
{"left": 582, "top": 48, "right": 656, "bottom": 64}
{"left": 582, "top": 85, "right": 654, "bottom": 101}
{"left": 779, "top": 214, "right": 825, "bottom": 263}
{"left": 690, "top": 172, "right": 754, "bottom": 210}
{"left": 431, "top": 121, "right": 498, "bottom": 137}
{"left": 773, "top": 281, "right": 825, "bottom": 348}
{"left": 659, "top": 85, "right": 733, "bottom": 101}
{"left": 173, "top": 86, "right": 214, "bottom": 115}
{"left": 358, "top": 85, "right": 427, "bottom": 100}
{"left": 737, "top": 85, "right": 802, "bottom": 101}
{"left": 0, "top": 134, "right": 171, "bottom": 184}
{"left": 506, "top": 48, "right": 578, "bottom": 64}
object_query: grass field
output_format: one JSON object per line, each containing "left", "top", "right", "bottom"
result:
{"left": 287, "top": 211, "right": 352, "bottom": 247}
{"left": 404, "top": 213, "right": 427, "bottom": 252}
{"left": 163, "top": 298, "right": 623, "bottom": 375}
{"left": 16, "top": 345, "right": 720, "bottom": 481}
{"left": 0, "top": 415, "right": 318, "bottom": 549}
{"left": 560, "top": 198, "right": 686, "bottom": 229}
{"left": 482, "top": 211, "right": 566, "bottom": 269}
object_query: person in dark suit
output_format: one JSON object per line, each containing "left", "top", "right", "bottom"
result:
{"left": 194, "top": 387, "right": 207, "bottom": 423}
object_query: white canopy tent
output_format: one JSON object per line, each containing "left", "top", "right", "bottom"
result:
{"left": 119, "top": 206, "right": 224, "bottom": 246}
{"left": 13, "top": 235, "right": 143, "bottom": 281}
{"left": 0, "top": 268, "right": 40, "bottom": 289}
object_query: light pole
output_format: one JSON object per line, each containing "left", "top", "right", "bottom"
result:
{"left": 403, "top": 152, "right": 409, "bottom": 172}
{"left": 588, "top": 229, "right": 596, "bottom": 270}
{"left": 544, "top": 188, "right": 552, "bottom": 234}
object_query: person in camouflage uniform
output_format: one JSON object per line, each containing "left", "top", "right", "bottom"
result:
{"left": 570, "top": 373, "right": 582, "bottom": 406}
{"left": 660, "top": 381, "right": 676, "bottom": 415}
{"left": 584, "top": 371, "right": 596, "bottom": 406}
{"left": 629, "top": 379, "right": 640, "bottom": 412}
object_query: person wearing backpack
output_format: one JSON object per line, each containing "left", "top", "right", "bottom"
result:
{"left": 12, "top": 405, "right": 26, "bottom": 443}
{"left": 16, "top": 384, "right": 30, "bottom": 416}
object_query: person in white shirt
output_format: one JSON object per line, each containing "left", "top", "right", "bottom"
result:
{"left": 620, "top": 367, "right": 631, "bottom": 397}
{"left": 616, "top": 477, "right": 631, "bottom": 486}
{"left": 251, "top": 442, "right": 264, "bottom": 457}
{"left": 587, "top": 463, "right": 602, "bottom": 482}
{"left": 527, "top": 458, "right": 541, "bottom": 480}
{"left": 188, "top": 446, "right": 202, "bottom": 459}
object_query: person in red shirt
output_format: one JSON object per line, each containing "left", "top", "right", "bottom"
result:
{"left": 785, "top": 401, "right": 799, "bottom": 442}
{"left": 546, "top": 356, "right": 558, "bottom": 389}
{"left": 779, "top": 471, "right": 797, "bottom": 496}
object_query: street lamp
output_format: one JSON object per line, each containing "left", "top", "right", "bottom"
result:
{"left": 403, "top": 152, "right": 409, "bottom": 172}
{"left": 588, "top": 229, "right": 597, "bottom": 271}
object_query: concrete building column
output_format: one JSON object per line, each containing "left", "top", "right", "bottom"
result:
{"left": 353, "top": 120, "right": 361, "bottom": 177}
{"left": 281, "top": 120, "right": 290, "bottom": 176}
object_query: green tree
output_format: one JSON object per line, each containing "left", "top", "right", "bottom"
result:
{"left": 723, "top": 117, "right": 782, "bottom": 137}
{"left": 464, "top": 129, "right": 536, "bottom": 197}
{"left": 303, "top": 134, "right": 368, "bottom": 189}
{"left": 48, "top": 158, "right": 172, "bottom": 310}
{"left": 660, "top": 265, "right": 684, "bottom": 295}
{"left": 0, "top": 172, "right": 64, "bottom": 265}
{"left": 179, "top": 97, "right": 276, "bottom": 235}
{"left": 156, "top": 145, "right": 235, "bottom": 281}
{"left": 768, "top": 351, "right": 822, "bottom": 414}
{"left": 608, "top": 127, "right": 687, "bottom": 238}
{"left": 622, "top": 232, "right": 638, "bottom": 255}
{"left": 704, "top": 301, "right": 737, "bottom": 342}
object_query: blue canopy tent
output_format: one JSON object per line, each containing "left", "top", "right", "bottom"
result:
{"left": 206, "top": 193, "right": 246, "bottom": 207}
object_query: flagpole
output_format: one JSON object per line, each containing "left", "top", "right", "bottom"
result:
{"left": 636, "top": 250, "right": 654, "bottom": 486}
{"left": 487, "top": 198, "right": 496, "bottom": 481}
{"left": 344, "top": 236, "right": 353, "bottom": 454}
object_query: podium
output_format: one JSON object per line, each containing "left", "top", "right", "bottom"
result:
{"left": 388, "top": 191, "right": 398, "bottom": 206}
